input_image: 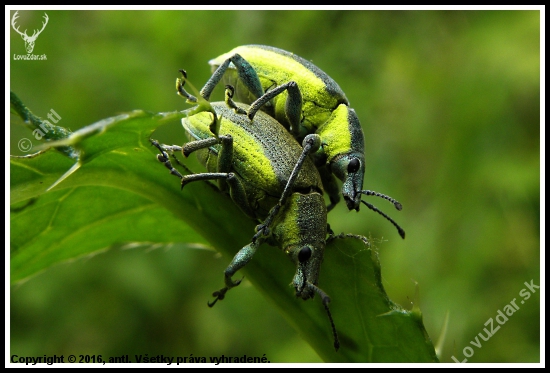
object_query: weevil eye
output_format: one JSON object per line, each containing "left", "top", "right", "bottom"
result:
{"left": 347, "top": 158, "right": 360, "bottom": 174}
{"left": 298, "top": 246, "right": 312, "bottom": 263}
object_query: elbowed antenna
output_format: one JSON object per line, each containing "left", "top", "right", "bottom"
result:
{"left": 358, "top": 190, "right": 405, "bottom": 239}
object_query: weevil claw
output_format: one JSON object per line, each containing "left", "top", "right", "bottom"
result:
{"left": 208, "top": 287, "right": 228, "bottom": 307}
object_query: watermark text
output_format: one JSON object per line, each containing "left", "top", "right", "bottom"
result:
{"left": 18, "top": 109, "right": 62, "bottom": 152}
{"left": 451, "top": 279, "right": 539, "bottom": 363}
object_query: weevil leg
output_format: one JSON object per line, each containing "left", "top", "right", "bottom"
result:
{"left": 153, "top": 136, "right": 250, "bottom": 209}
{"left": 247, "top": 81, "right": 303, "bottom": 138}
{"left": 150, "top": 139, "right": 186, "bottom": 179}
{"left": 253, "top": 133, "right": 321, "bottom": 242}
{"left": 180, "top": 172, "right": 231, "bottom": 189}
{"left": 181, "top": 137, "right": 221, "bottom": 157}
{"left": 201, "top": 54, "right": 265, "bottom": 102}
{"left": 181, "top": 97, "right": 229, "bottom": 158}
{"left": 208, "top": 239, "right": 261, "bottom": 307}
{"left": 183, "top": 133, "right": 236, "bottom": 191}
{"left": 176, "top": 70, "right": 199, "bottom": 103}
{"left": 177, "top": 70, "right": 222, "bottom": 121}
{"left": 180, "top": 133, "right": 257, "bottom": 217}
{"left": 152, "top": 135, "right": 230, "bottom": 190}
{"left": 318, "top": 166, "right": 341, "bottom": 213}
{"left": 224, "top": 85, "right": 246, "bottom": 115}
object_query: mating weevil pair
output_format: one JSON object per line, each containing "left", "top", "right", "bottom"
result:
{"left": 153, "top": 81, "right": 340, "bottom": 349}
{"left": 153, "top": 45, "right": 405, "bottom": 351}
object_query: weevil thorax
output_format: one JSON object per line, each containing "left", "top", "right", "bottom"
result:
{"left": 271, "top": 192, "right": 327, "bottom": 300}
{"left": 314, "top": 105, "right": 365, "bottom": 211}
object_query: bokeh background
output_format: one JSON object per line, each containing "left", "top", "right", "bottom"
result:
{"left": 9, "top": 9, "right": 541, "bottom": 363}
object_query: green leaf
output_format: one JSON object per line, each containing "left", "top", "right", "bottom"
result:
{"left": 10, "top": 93, "right": 438, "bottom": 362}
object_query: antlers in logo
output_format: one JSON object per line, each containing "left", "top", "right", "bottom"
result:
{"left": 11, "top": 11, "right": 49, "bottom": 54}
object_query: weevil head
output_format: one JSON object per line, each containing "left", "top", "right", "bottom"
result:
{"left": 316, "top": 105, "right": 365, "bottom": 211}
{"left": 330, "top": 151, "right": 365, "bottom": 211}
{"left": 271, "top": 192, "right": 327, "bottom": 300}
{"left": 292, "top": 242, "right": 325, "bottom": 300}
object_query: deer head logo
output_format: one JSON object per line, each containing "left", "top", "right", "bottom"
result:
{"left": 11, "top": 11, "right": 49, "bottom": 54}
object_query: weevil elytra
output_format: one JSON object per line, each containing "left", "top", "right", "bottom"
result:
{"left": 196, "top": 45, "right": 405, "bottom": 238}
{"left": 151, "top": 77, "right": 339, "bottom": 350}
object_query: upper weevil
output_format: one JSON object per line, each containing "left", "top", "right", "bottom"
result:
{"left": 197, "top": 45, "right": 405, "bottom": 238}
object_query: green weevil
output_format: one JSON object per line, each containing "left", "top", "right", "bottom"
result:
{"left": 152, "top": 78, "right": 339, "bottom": 350}
{"left": 195, "top": 45, "right": 405, "bottom": 239}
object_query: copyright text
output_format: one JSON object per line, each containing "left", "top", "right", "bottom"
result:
{"left": 10, "top": 354, "right": 271, "bottom": 365}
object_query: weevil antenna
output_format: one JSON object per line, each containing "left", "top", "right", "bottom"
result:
{"left": 359, "top": 190, "right": 403, "bottom": 211}
{"left": 360, "top": 200, "right": 406, "bottom": 239}
{"left": 308, "top": 283, "right": 340, "bottom": 351}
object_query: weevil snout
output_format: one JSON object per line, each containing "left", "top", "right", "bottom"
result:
{"left": 293, "top": 245, "right": 340, "bottom": 351}
{"left": 292, "top": 245, "right": 324, "bottom": 300}
{"left": 344, "top": 194, "right": 361, "bottom": 212}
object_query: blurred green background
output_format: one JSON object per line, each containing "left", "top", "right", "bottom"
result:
{"left": 9, "top": 10, "right": 540, "bottom": 363}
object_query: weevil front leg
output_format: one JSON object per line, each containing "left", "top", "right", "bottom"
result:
{"left": 208, "top": 239, "right": 261, "bottom": 307}
{"left": 252, "top": 133, "right": 322, "bottom": 242}
{"left": 200, "top": 54, "right": 265, "bottom": 102}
